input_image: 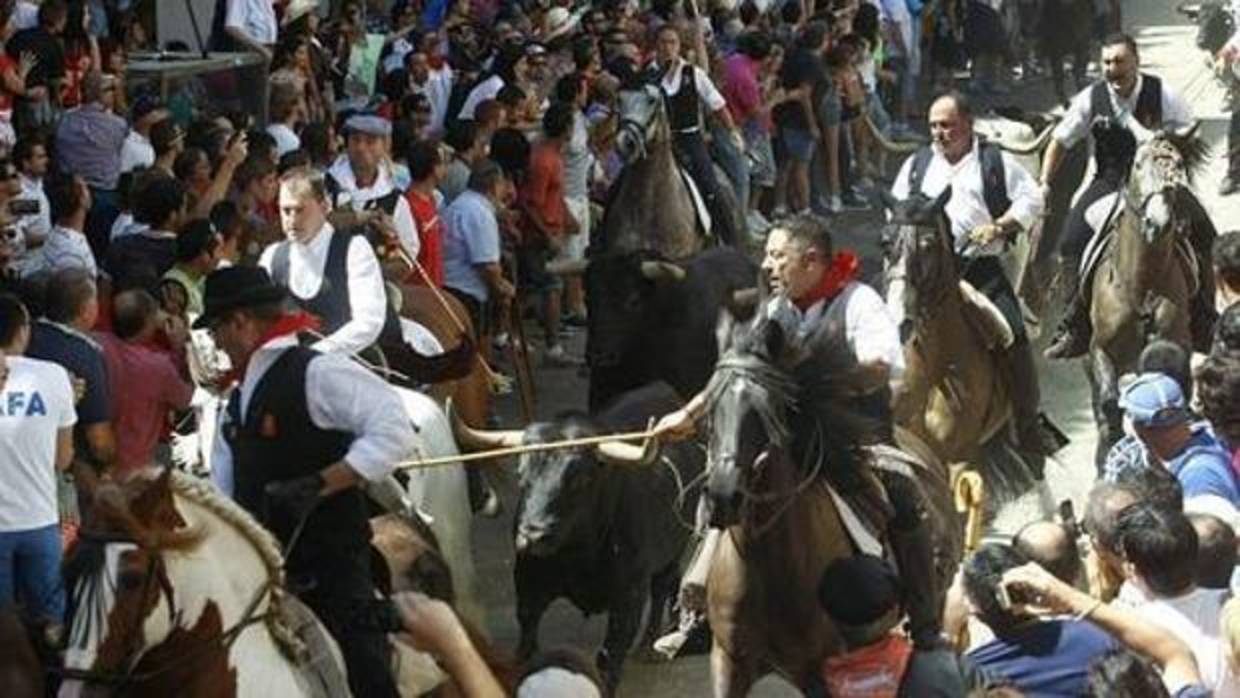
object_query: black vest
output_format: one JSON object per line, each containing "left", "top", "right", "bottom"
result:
{"left": 225, "top": 346, "right": 370, "bottom": 571}
{"left": 324, "top": 172, "right": 404, "bottom": 215}
{"left": 1090, "top": 74, "right": 1163, "bottom": 130}
{"left": 907, "top": 140, "right": 1011, "bottom": 221}
{"left": 665, "top": 63, "right": 702, "bottom": 134}
{"left": 270, "top": 228, "right": 403, "bottom": 346}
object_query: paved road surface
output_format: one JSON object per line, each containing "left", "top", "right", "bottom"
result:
{"left": 467, "top": 1, "right": 1236, "bottom": 694}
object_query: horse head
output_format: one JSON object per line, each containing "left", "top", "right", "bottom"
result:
{"left": 614, "top": 83, "right": 667, "bottom": 165}
{"left": 61, "top": 470, "right": 283, "bottom": 696}
{"left": 880, "top": 187, "right": 956, "bottom": 344}
{"left": 1127, "top": 123, "right": 1208, "bottom": 243}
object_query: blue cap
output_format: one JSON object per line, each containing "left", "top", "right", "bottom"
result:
{"left": 1119, "top": 372, "right": 1189, "bottom": 427}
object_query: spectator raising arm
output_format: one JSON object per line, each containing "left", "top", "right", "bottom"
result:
{"left": 1002, "top": 562, "right": 1205, "bottom": 694}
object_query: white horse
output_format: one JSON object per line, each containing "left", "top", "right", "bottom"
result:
{"left": 58, "top": 469, "right": 447, "bottom": 697}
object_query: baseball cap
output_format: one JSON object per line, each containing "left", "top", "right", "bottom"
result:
{"left": 817, "top": 554, "right": 902, "bottom": 626}
{"left": 1119, "top": 372, "right": 1189, "bottom": 428}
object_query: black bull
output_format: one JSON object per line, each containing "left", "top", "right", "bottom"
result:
{"left": 509, "top": 382, "right": 704, "bottom": 687}
{"left": 585, "top": 247, "right": 758, "bottom": 411}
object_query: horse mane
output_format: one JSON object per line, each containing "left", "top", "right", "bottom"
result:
{"left": 1162, "top": 131, "right": 1210, "bottom": 180}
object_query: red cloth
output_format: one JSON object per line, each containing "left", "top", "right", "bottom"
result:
{"left": 822, "top": 634, "right": 915, "bottom": 698}
{"left": 219, "top": 311, "right": 322, "bottom": 387}
{"left": 94, "top": 332, "right": 195, "bottom": 479}
{"left": 793, "top": 251, "right": 861, "bottom": 311}
{"left": 521, "top": 139, "right": 568, "bottom": 240}
{"left": 406, "top": 188, "right": 445, "bottom": 287}
{"left": 59, "top": 47, "right": 91, "bottom": 108}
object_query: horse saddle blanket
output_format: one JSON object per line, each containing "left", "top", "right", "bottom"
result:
{"left": 675, "top": 163, "right": 713, "bottom": 236}
{"left": 959, "top": 280, "right": 1015, "bottom": 350}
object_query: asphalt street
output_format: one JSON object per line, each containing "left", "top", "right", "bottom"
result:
{"left": 468, "top": 1, "right": 1237, "bottom": 693}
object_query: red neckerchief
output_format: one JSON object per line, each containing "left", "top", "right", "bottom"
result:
{"left": 793, "top": 251, "right": 861, "bottom": 312}
{"left": 218, "top": 312, "right": 321, "bottom": 387}
{"left": 822, "top": 633, "right": 915, "bottom": 698}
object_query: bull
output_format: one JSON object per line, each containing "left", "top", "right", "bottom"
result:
{"left": 554, "top": 246, "right": 757, "bottom": 410}
{"left": 453, "top": 382, "right": 704, "bottom": 690}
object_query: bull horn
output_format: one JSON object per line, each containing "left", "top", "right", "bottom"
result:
{"left": 596, "top": 437, "right": 660, "bottom": 466}
{"left": 640, "top": 260, "right": 687, "bottom": 282}
{"left": 864, "top": 114, "right": 922, "bottom": 154}
{"left": 447, "top": 398, "right": 525, "bottom": 451}
{"left": 547, "top": 258, "right": 590, "bottom": 275}
{"left": 989, "top": 122, "right": 1056, "bottom": 156}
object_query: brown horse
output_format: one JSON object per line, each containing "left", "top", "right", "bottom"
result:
{"left": 1087, "top": 129, "right": 1208, "bottom": 459}
{"left": 882, "top": 189, "right": 1045, "bottom": 502}
{"left": 700, "top": 307, "right": 959, "bottom": 697}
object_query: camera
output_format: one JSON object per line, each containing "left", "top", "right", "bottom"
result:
{"left": 8, "top": 199, "right": 39, "bottom": 216}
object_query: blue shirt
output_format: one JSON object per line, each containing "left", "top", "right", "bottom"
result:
{"left": 1167, "top": 429, "right": 1239, "bottom": 505}
{"left": 442, "top": 189, "right": 501, "bottom": 303}
{"left": 967, "top": 619, "right": 1119, "bottom": 697}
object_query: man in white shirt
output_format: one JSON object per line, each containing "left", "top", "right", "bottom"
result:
{"left": 1040, "top": 34, "right": 1198, "bottom": 359}
{"left": 119, "top": 95, "right": 166, "bottom": 175}
{"left": 197, "top": 266, "right": 408, "bottom": 698}
{"left": 20, "top": 173, "right": 94, "bottom": 280}
{"left": 219, "top": 0, "right": 277, "bottom": 59}
{"left": 0, "top": 294, "right": 76, "bottom": 632}
{"left": 13, "top": 134, "right": 50, "bottom": 251}
{"left": 1115, "top": 503, "right": 1239, "bottom": 695}
{"left": 651, "top": 24, "right": 744, "bottom": 246}
{"left": 261, "top": 167, "right": 472, "bottom": 387}
{"left": 890, "top": 91, "right": 1049, "bottom": 463}
{"left": 406, "top": 43, "right": 454, "bottom": 138}
{"left": 325, "top": 114, "right": 419, "bottom": 262}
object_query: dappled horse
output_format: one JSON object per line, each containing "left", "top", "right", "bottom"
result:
{"left": 700, "top": 308, "right": 959, "bottom": 697}
{"left": 882, "top": 190, "right": 1048, "bottom": 504}
{"left": 1086, "top": 129, "right": 1208, "bottom": 459}
{"left": 57, "top": 469, "right": 454, "bottom": 697}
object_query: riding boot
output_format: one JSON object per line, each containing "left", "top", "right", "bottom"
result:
{"left": 1043, "top": 261, "right": 1092, "bottom": 360}
{"left": 1005, "top": 339, "right": 1048, "bottom": 472}
{"left": 1190, "top": 222, "right": 1220, "bottom": 352}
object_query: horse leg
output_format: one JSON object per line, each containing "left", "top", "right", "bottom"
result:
{"left": 1088, "top": 350, "right": 1122, "bottom": 471}
{"left": 710, "top": 640, "right": 755, "bottom": 698}
{"left": 599, "top": 580, "right": 651, "bottom": 689}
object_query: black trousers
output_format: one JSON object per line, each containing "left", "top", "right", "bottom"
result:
{"left": 1058, "top": 172, "right": 1124, "bottom": 261}
{"left": 293, "top": 546, "right": 398, "bottom": 698}
{"left": 672, "top": 130, "right": 739, "bottom": 246}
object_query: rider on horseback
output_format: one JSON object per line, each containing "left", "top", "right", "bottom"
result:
{"left": 891, "top": 91, "right": 1049, "bottom": 463}
{"left": 653, "top": 215, "right": 945, "bottom": 653}
{"left": 198, "top": 265, "right": 414, "bottom": 698}
{"left": 261, "top": 166, "right": 474, "bottom": 388}
{"left": 649, "top": 24, "right": 744, "bottom": 246}
{"left": 1040, "top": 33, "right": 1214, "bottom": 359}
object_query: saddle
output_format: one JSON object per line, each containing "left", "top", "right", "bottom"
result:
{"left": 959, "top": 280, "right": 1015, "bottom": 350}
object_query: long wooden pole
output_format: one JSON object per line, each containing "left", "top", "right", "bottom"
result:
{"left": 393, "top": 428, "right": 660, "bottom": 470}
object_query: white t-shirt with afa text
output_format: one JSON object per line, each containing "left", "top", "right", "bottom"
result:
{"left": 0, "top": 356, "right": 76, "bottom": 532}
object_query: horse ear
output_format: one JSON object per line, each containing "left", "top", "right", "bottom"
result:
{"left": 130, "top": 469, "right": 185, "bottom": 530}
{"left": 1174, "top": 121, "right": 1200, "bottom": 141}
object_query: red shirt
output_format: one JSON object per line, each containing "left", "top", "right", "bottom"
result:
{"left": 94, "top": 332, "right": 193, "bottom": 478}
{"left": 60, "top": 47, "right": 91, "bottom": 108}
{"left": 406, "top": 187, "right": 445, "bottom": 287}
{"left": 521, "top": 139, "right": 567, "bottom": 240}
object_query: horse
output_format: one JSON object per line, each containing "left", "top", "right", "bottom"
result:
{"left": 881, "top": 189, "right": 1049, "bottom": 505}
{"left": 600, "top": 81, "right": 741, "bottom": 260}
{"left": 1086, "top": 128, "right": 1209, "bottom": 458}
{"left": 700, "top": 306, "right": 959, "bottom": 697}
{"left": 57, "top": 468, "right": 452, "bottom": 698}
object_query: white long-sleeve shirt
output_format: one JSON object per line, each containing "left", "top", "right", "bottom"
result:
{"left": 891, "top": 138, "right": 1044, "bottom": 257}
{"left": 1051, "top": 74, "right": 1193, "bottom": 149}
{"left": 211, "top": 335, "right": 415, "bottom": 497}
{"left": 326, "top": 157, "right": 420, "bottom": 261}
{"left": 259, "top": 223, "right": 387, "bottom": 356}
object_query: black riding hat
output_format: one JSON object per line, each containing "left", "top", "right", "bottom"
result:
{"left": 193, "top": 266, "right": 288, "bottom": 329}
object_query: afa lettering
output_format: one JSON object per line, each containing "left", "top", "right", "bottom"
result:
{"left": 1, "top": 391, "right": 47, "bottom": 417}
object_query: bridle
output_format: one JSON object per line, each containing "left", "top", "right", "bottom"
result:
{"left": 884, "top": 213, "right": 959, "bottom": 332}
{"left": 617, "top": 87, "right": 662, "bottom": 162}
{"left": 53, "top": 528, "right": 278, "bottom": 690}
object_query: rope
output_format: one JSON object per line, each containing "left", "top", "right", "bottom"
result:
{"left": 393, "top": 428, "right": 664, "bottom": 470}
